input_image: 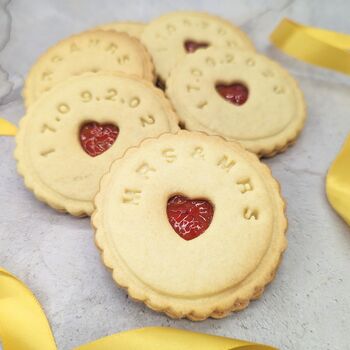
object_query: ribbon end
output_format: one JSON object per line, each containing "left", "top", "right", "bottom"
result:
{"left": 0, "top": 118, "right": 17, "bottom": 136}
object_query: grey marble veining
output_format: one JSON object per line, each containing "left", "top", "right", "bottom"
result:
{"left": 0, "top": 1, "right": 350, "bottom": 349}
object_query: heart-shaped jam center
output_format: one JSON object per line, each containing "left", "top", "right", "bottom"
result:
{"left": 167, "top": 195, "right": 214, "bottom": 241}
{"left": 184, "top": 40, "right": 209, "bottom": 53}
{"left": 79, "top": 122, "right": 119, "bottom": 157}
{"left": 216, "top": 83, "right": 249, "bottom": 105}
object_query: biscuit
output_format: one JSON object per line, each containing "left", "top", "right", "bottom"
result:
{"left": 24, "top": 30, "right": 154, "bottom": 106}
{"left": 97, "top": 21, "right": 145, "bottom": 39}
{"left": 16, "top": 73, "right": 179, "bottom": 216}
{"left": 141, "top": 11, "right": 255, "bottom": 83}
{"left": 166, "top": 47, "right": 306, "bottom": 157}
{"left": 93, "top": 131, "right": 287, "bottom": 320}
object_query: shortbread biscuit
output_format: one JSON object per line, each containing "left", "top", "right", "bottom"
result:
{"left": 141, "top": 11, "right": 255, "bottom": 83}
{"left": 23, "top": 30, "right": 154, "bottom": 106}
{"left": 16, "top": 73, "right": 179, "bottom": 216}
{"left": 93, "top": 131, "right": 287, "bottom": 320}
{"left": 166, "top": 47, "right": 306, "bottom": 157}
{"left": 97, "top": 21, "right": 145, "bottom": 39}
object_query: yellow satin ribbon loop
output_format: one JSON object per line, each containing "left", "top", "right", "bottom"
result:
{"left": 0, "top": 268, "right": 277, "bottom": 350}
{"left": 75, "top": 327, "right": 274, "bottom": 350}
{"left": 326, "top": 135, "right": 350, "bottom": 225}
{"left": 0, "top": 269, "right": 57, "bottom": 350}
{"left": 270, "top": 18, "right": 350, "bottom": 75}
{"left": 0, "top": 118, "right": 16, "bottom": 136}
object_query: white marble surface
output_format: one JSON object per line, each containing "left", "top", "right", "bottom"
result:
{"left": 1, "top": 1, "right": 350, "bottom": 349}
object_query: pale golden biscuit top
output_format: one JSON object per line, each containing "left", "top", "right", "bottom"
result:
{"left": 23, "top": 30, "right": 154, "bottom": 106}
{"left": 97, "top": 21, "right": 146, "bottom": 39}
{"left": 93, "top": 131, "right": 287, "bottom": 320}
{"left": 16, "top": 73, "right": 179, "bottom": 216}
{"left": 166, "top": 47, "right": 306, "bottom": 157}
{"left": 141, "top": 11, "right": 255, "bottom": 82}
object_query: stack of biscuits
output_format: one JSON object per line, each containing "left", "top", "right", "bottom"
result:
{"left": 15, "top": 12, "right": 306, "bottom": 320}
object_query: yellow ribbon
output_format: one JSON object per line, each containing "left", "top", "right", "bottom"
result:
{"left": 0, "top": 269, "right": 57, "bottom": 350}
{"left": 270, "top": 18, "right": 350, "bottom": 75}
{"left": 326, "top": 135, "right": 350, "bottom": 226}
{"left": 76, "top": 328, "right": 274, "bottom": 350}
{"left": 0, "top": 268, "right": 276, "bottom": 350}
{"left": 0, "top": 118, "right": 16, "bottom": 136}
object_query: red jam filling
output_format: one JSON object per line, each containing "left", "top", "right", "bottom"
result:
{"left": 184, "top": 40, "right": 209, "bottom": 53}
{"left": 79, "top": 122, "right": 119, "bottom": 157}
{"left": 167, "top": 195, "right": 214, "bottom": 240}
{"left": 216, "top": 83, "right": 249, "bottom": 105}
